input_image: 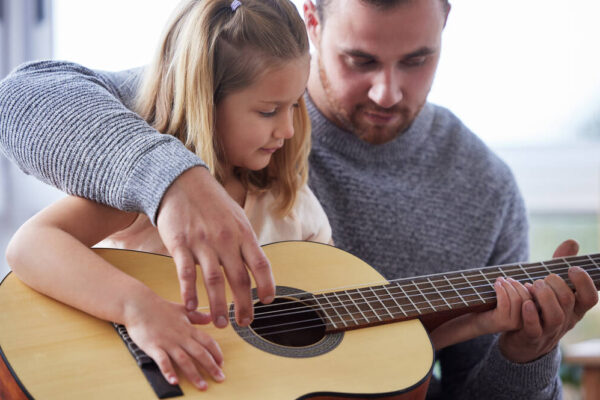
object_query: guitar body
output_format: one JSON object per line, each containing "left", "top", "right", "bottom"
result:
{"left": 0, "top": 241, "right": 433, "bottom": 399}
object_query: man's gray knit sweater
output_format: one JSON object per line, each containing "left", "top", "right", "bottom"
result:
{"left": 0, "top": 61, "right": 562, "bottom": 399}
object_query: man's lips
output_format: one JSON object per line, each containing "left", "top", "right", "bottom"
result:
{"left": 363, "top": 110, "right": 398, "bottom": 124}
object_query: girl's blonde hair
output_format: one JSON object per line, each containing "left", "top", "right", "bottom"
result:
{"left": 136, "top": 0, "right": 311, "bottom": 216}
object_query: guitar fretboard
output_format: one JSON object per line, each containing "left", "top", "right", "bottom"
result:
{"left": 314, "top": 253, "right": 600, "bottom": 332}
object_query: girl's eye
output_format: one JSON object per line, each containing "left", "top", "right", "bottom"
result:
{"left": 259, "top": 109, "right": 277, "bottom": 117}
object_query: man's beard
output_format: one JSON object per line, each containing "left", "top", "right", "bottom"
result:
{"left": 318, "top": 57, "right": 423, "bottom": 145}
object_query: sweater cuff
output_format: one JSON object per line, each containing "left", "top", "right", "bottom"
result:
{"left": 121, "top": 139, "right": 207, "bottom": 224}
{"left": 486, "top": 336, "right": 561, "bottom": 391}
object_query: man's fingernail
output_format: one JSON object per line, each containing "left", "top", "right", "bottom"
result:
{"left": 525, "top": 301, "right": 536, "bottom": 312}
{"left": 187, "top": 301, "right": 196, "bottom": 310}
{"left": 241, "top": 317, "right": 251, "bottom": 326}
{"left": 263, "top": 295, "right": 274, "bottom": 303}
{"left": 216, "top": 316, "right": 228, "bottom": 327}
{"left": 534, "top": 280, "right": 545, "bottom": 289}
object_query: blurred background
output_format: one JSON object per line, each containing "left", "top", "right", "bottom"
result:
{"left": 1, "top": 0, "right": 599, "bottom": 397}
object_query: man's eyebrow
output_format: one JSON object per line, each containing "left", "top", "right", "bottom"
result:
{"left": 343, "top": 46, "right": 438, "bottom": 60}
{"left": 343, "top": 49, "right": 376, "bottom": 59}
{"left": 404, "top": 47, "right": 437, "bottom": 58}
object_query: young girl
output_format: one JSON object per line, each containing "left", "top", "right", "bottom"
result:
{"left": 5, "top": 0, "right": 530, "bottom": 392}
{"left": 6, "top": 0, "right": 328, "bottom": 391}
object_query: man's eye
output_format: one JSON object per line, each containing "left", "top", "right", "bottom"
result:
{"left": 404, "top": 56, "right": 427, "bottom": 67}
{"left": 348, "top": 57, "right": 375, "bottom": 68}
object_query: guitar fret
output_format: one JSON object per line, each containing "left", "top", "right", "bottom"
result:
{"left": 323, "top": 294, "right": 346, "bottom": 328}
{"left": 333, "top": 291, "right": 358, "bottom": 325}
{"left": 313, "top": 296, "right": 337, "bottom": 329}
{"left": 428, "top": 277, "right": 452, "bottom": 309}
{"left": 347, "top": 290, "right": 370, "bottom": 323}
{"left": 518, "top": 264, "right": 534, "bottom": 283}
{"left": 371, "top": 287, "right": 394, "bottom": 319}
{"left": 540, "top": 261, "right": 553, "bottom": 275}
{"left": 587, "top": 255, "right": 600, "bottom": 271}
{"left": 478, "top": 270, "right": 494, "bottom": 289}
{"left": 413, "top": 280, "right": 436, "bottom": 312}
{"left": 397, "top": 282, "right": 419, "bottom": 314}
{"left": 358, "top": 288, "right": 382, "bottom": 322}
{"left": 383, "top": 285, "right": 407, "bottom": 316}
{"left": 445, "top": 275, "right": 468, "bottom": 307}
{"left": 461, "top": 272, "right": 485, "bottom": 303}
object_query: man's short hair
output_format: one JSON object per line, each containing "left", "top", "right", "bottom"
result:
{"left": 315, "top": 0, "right": 450, "bottom": 24}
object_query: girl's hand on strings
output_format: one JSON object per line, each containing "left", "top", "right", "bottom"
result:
{"left": 124, "top": 293, "right": 225, "bottom": 391}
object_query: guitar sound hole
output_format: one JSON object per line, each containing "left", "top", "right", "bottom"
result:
{"left": 250, "top": 297, "right": 325, "bottom": 347}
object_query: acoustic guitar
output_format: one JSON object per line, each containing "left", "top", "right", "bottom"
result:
{"left": 1, "top": 241, "right": 599, "bottom": 399}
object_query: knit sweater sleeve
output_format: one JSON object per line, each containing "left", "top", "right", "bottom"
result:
{"left": 434, "top": 177, "right": 562, "bottom": 400}
{"left": 0, "top": 60, "right": 206, "bottom": 222}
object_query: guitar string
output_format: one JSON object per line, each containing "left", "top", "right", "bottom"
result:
{"left": 211, "top": 256, "right": 600, "bottom": 314}
{"left": 200, "top": 265, "right": 600, "bottom": 323}
{"left": 247, "top": 264, "right": 599, "bottom": 318}
{"left": 238, "top": 269, "right": 600, "bottom": 331}
{"left": 195, "top": 260, "right": 600, "bottom": 317}
{"left": 230, "top": 270, "right": 600, "bottom": 340}
{"left": 208, "top": 270, "right": 600, "bottom": 340}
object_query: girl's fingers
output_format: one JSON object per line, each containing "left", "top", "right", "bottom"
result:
{"left": 146, "top": 347, "right": 179, "bottom": 386}
{"left": 169, "top": 347, "right": 208, "bottom": 390}
{"left": 184, "top": 338, "right": 226, "bottom": 383}
{"left": 194, "top": 330, "right": 225, "bottom": 368}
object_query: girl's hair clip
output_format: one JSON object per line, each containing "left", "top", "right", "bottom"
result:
{"left": 231, "top": 0, "right": 242, "bottom": 11}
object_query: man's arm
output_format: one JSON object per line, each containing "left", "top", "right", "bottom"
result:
{"left": 434, "top": 178, "right": 564, "bottom": 399}
{"left": 0, "top": 60, "right": 275, "bottom": 326}
{"left": 0, "top": 60, "right": 195, "bottom": 220}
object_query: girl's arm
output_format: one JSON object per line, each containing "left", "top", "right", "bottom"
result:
{"left": 430, "top": 277, "right": 531, "bottom": 350}
{"left": 5, "top": 196, "right": 224, "bottom": 390}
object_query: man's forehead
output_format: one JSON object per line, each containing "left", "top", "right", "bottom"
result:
{"left": 322, "top": 0, "right": 444, "bottom": 58}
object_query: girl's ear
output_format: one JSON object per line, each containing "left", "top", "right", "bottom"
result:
{"left": 303, "top": 0, "right": 321, "bottom": 46}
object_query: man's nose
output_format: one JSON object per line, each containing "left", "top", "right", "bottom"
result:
{"left": 368, "top": 69, "right": 403, "bottom": 109}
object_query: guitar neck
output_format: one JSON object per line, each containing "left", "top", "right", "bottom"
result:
{"left": 316, "top": 253, "right": 600, "bottom": 333}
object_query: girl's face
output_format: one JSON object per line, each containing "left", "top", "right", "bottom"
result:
{"left": 216, "top": 54, "right": 310, "bottom": 174}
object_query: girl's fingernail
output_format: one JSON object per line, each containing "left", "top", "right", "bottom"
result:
{"left": 197, "top": 380, "right": 208, "bottom": 390}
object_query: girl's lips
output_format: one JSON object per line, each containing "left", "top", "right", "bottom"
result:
{"left": 260, "top": 146, "right": 282, "bottom": 154}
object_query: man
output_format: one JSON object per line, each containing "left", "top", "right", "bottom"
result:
{"left": 0, "top": 0, "right": 597, "bottom": 398}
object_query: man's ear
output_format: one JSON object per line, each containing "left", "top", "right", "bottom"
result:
{"left": 442, "top": 2, "right": 451, "bottom": 29}
{"left": 303, "top": 0, "right": 321, "bottom": 45}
